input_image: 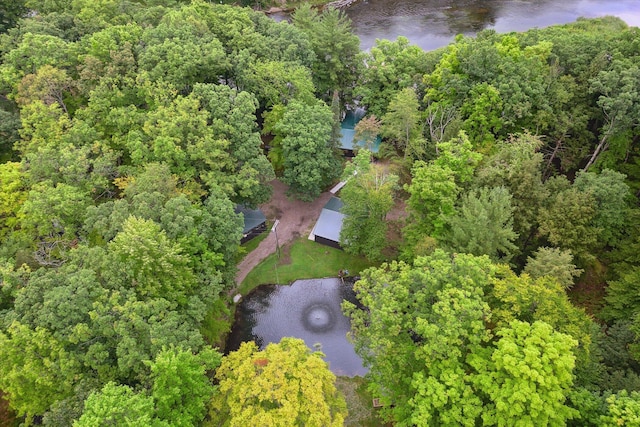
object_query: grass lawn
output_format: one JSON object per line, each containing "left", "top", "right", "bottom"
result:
{"left": 336, "top": 376, "right": 384, "bottom": 427}
{"left": 239, "top": 238, "right": 376, "bottom": 295}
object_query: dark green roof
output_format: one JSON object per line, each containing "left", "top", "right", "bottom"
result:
{"left": 324, "top": 197, "right": 344, "bottom": 212}
{"left": 235, "top": 206, "right": 266, "bottom": 234}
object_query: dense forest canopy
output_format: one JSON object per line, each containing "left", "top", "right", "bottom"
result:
{"left": 0, "top": 0, "right": 639, "bottom": 425}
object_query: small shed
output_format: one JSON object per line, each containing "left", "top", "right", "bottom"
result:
{"left": 309, "top": 197, "right": 345, "bottom": 249}
{"left": 236, "top": 205, "right": 267, "bottom": 244}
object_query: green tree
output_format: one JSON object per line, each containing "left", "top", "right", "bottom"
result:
{"left": 444, "top": 186, "right": 518, "bottom": 262}
{"left": 585, "top": 58, "right": 640, "bottom": 171}
{"left": 574, "top": 169, "right": 631, "bottom": 248}
{"left": 192, "top": 83, "right": 275, "bottom": 207}
{"left": 209, "top": 338, "right": 347, "bottom": 426}
{"left": 474, "top": 134, "right": 549, "bottom": 248}
{"left": 433, "top": 130, "right": 482, "bottom": 186}
{"left": 237, "top": 60, "right": 316, "bottom": 109}
{"left": 103, "top": 216, "right": 197, "bottom": 304}
{"left": 0, "top": 105, "right": 21, "bottom": 155}
{"left": 345, "top": 250, "right": 591, "bottom": 425}
{"left": 339, "top": 149, "right": 398, "bottom": 261}
{"left": 403, "top": 161, "right": 459, "bottom": 254}
{"left": 354, "top": 115, "right": 381, "bottom": 151}
{"left": 15, "top": 65, "right": 75, "bottom": 114}
{"left": 476, "top": 320, "right": 578, "bottom": 426}
{"left": 19, "top": 182, "right": 91, "bottom": 265}
{"left": 600, "top": 391, "right": 640, "bottom": 427}
{"left": 291, "top": 4, "right": 360, "bottom": 101}
{"left": 0, "top": 0, "right": 27, "bottom": 33}
{"left": 149, "top": 346, "right": 221, "bottom": 427}
{"left": 0, "top": 322, "right": 79, "bottom": 424}
{"left": 538, "top": 178, "right": 599, "bottom": 264}
{"left": 343, "top": 251, "right": 497, "bottom": 425}
{"left": 604, "top": 266, "right": 640, "bottom": 322}
{"left": 0, "top": 162, "right": 27, "bottom": 239}
{"left": 275, "top": 100, "right": 341, "bottom": 201}
{"left": 357, "top": 36, "right": 432, "bottom": 118}
{"left": 381, "top": 87, "right": 424, "bottom": 160}
{"left": 460, "top": 82, "right": 503, "bottom": 151}
{"left": 524, "top": 247, "right": 583, "bottom": 290}
{"left": 74, "top": 382, "right": 157, "bottom": 427}
{"left": 0, "top": 33, "right": 74, "bottom": 93}
{"left": 138, "top": 7, "right": 228, "bottom": 90}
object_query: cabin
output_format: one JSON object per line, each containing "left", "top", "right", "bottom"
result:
{"left": 309, "top": 197, "right": 345, "bottom": 249}
{"left": 236, "top": 205, "right": 267, "bottom": 244}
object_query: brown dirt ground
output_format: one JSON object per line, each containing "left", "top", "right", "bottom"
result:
{"left": 234, "top": 179, "right": 334, "bottom": 287}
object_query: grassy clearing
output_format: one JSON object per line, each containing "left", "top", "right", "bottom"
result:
{"left": 336, "top": 376, "right": 383, "bottom": 427}
{"left": 239, "top": 238, "right": 376, "bottom": 295}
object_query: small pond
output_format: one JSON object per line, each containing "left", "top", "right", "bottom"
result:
{"left": 226, "top": 278, "right": 368, "bottom": 377}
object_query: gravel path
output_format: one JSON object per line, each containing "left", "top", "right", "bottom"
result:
{"left": 235, "top": 180, "right": 334, "bottom": 287}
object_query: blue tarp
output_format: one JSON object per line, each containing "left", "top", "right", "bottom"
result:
{"left": 340, "top": 110, "right": 381, "bottom": 153}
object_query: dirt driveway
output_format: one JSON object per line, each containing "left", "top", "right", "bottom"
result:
{"left": 235, "top": 179, "right": 334, "bottom": 287}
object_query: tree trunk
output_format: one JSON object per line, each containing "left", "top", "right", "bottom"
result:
{"left": 543, "top": 138, "right": 562, "bottom": 181}
{"left": 584, "top": 135, "right": 609, "bottom": 171}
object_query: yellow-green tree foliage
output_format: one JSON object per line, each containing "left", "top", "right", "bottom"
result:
{"left": 209, "top": 338, "right": 347, "bottom": 427}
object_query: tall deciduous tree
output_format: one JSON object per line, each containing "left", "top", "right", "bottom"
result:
{"left": 275, "top": 100, "right": 341, "bottom": 201}
{"left": 209, "top": 338, "right": 347, "bottom": 426}
{"left": 102, "top": 216, "right": 196, "bottom": 304}
{"left": 476, "top": 320, "right": 578, "bottom": 426}
{"left": 138, "top": 7, "right": 228, "bottom": 90}
{"left": 345, "top": 251, "right": 589, "bottom": 425}
{"left": 0, "top": 322, "right": 79, "bottom": 424}
{"left": 192, "top": 83, "right": 274, "bottom": 207}
{"left": 474, "top": 134, "right": 549, "bottom": 247}
{"left": 403, "top": 161, "right": 459, "bottom": 254}
{"left": 538, "top": 177, "right": 599, "bottom": 264}
{"left": 74, "top": 382, "right": 157, "bottom": 427}
{"left": 573, "top": 168, "right": 631, "bottom": 248}
{"left": 585, "top": 59, "right": 640, "bottom": 171}
{"left": 149, "top": 346, "right": 221, "bottom": 427}
{"left": 0, "top": 0, "right": 27, "bottom": 33}
{"left": 340, "top": 149, "right": 398, "bottom": 261}
{"left": 357, "top": 36, "right": 432, "bottom": 118}
{"left": 381, "top": 87, "right": 424, "bottom": 160}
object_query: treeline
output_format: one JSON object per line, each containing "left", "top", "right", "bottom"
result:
{"left": 0, "top": 0, "right": 356, "bottom": 425}
{"left": 0, "top": 0, "right": 639, "bottom": 425}
{"left": 339, "top": 16, "right": 640, "bottom": 426}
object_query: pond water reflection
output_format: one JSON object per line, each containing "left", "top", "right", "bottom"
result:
{"left": 226, "top": 278, "right": 367, "bottom": 377}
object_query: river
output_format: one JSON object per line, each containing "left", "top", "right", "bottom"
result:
{"left": 273, "top": 0, "right": 640, "bottom": 51}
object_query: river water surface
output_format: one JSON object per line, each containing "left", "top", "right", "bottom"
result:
{"left": 274, "top": 0, "right": 640, "bottom": 51}
{"left": 346, "top": 0, "right": 640, "bottom": 50}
